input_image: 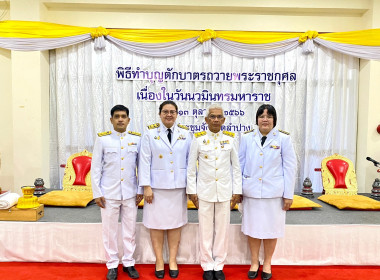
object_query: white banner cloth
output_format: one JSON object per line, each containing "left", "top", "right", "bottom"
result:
{"left": 0, "top": 222, "right": 379, "bottom": 265}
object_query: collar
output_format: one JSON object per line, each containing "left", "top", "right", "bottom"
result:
{"left": 159, "top": 121, "right": 175, "bottom": 132}
{"left": 257, "top": 127, "right": 278, "bottom": 138}
{"left": 113, "top": 129, "right": 126, "bottom": 137}
{"left": 207, "top": 129, "right": 221, "bottom": 138}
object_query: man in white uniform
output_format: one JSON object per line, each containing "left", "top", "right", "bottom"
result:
{"left": 91, "top": 105, "right": 143, "bottom": 280}
{"left": 187, "top": 104, "right": 242, "bottom": 280}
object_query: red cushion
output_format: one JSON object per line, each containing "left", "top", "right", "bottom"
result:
{"left": 72, "top": 156, "right": 92, "bottom": 186}
{"left": 326, "top": 159, "right": 348, "bottom": 189}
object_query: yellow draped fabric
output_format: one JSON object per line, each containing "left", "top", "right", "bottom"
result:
{"left": 299, "top": 31, "right": 319, "bottom": 43}
{"left": 0, "top": 21, "right": 92, "bottom": 38}
{"left": 1, "top": 20, "right": 380, "bottom": 47}
{"left": 318, "top": 29, "right": 380, "bottom": 46}
{"left": 109, "top": 29, "right": 201, "bottom": 43}
{"left": 217, "top": 31, "right": 303, "bottom": 44}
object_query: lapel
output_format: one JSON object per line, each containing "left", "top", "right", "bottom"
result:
{"left": 262, "top": 128, "right": 278, "bottom": 149}
{"left": 253, "top": 131, "right": 263, "bottom": 151}
{"left": 158, "top": 125, "right": 172, "bottom": 149}
{"left": 171, "top": 125, "right": 180, "bottom": 147}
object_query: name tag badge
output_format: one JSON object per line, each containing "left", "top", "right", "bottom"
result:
{"left": 178, "top": 134, "right": 186, "bottom": 140}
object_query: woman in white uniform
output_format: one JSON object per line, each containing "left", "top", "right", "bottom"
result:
{"left": 239, "top": 104, "right": 297, "bottom": 280}
{"left": 139, "top": 101, "right": 192, "bottom": 279}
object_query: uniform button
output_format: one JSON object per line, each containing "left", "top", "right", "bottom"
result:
{"left": 260, "top": 166, "right": 263, "bottom": 168}
{"left": 216, "top": 178, "right": 218, "bottom": 181}
{"left": 121, "top": 179, "right": 124, "bottom": 181}
{"left": 260, "top": 153, "right": 263, "bottom": 156}
{"left": 121, "top": 157, "right": 124, "bottom": 160}
{"left": 259, "top": 178, "right": 262, "bottom": 181}
{"left": 121, "top": 137, "right": 124, "bottom": 139}
{"left": 171, "top": 170, "right": 174, "bottom": 173}
{"left": 216, "top": 157, "right": 218, "bottom": 160}
{"left": 121, "top": 147, "right": 124, "bottom": 149}
{"left": 215, "top": 147, "right": 217, "bottom": 149}
{"left": 170, "top": 161, "right": 173, "bottom": 164}
{"left": 121, "top": 168, "right": 124, "bottom": 170}
{"left": 170, "top": 152, "right": 173, "bottom": 154}
{"left": 216, "top": 168, "right": 218, "bottom": 170}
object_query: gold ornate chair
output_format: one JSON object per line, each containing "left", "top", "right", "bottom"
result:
{"left": 38, "top": 150, "right": 94, "bottom": 207}
{"left": 318, "top": 154, "right": 380, "bottom": 210}
{"left": 62, "top": 150, "right": 93, "bottom": 192}
{"left": 321, "top": 153, "right": 357, "bottom": 195}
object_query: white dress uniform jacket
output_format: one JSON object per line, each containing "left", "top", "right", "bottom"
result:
{"left": 91, "top": 129, "right": 141, "bottom": 200}
{"left": 187, "top": 129, "right": 242, "bottom": 202}
{"left": 239, "top": 127, "right": 297, "bottom": 199}
{"left": 139, "top": 122, "right": 192, "bottom": 189}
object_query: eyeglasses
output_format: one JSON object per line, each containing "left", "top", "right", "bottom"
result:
{"left": 208, "top": 115, "right": 224, "bottom": 120}
{"left": 258, "top": 115, "right": 274, "bottom": 119}
{"left": 161, "top": 110, "right": 177, "bottom": 115}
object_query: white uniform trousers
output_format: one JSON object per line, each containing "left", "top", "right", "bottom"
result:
{"left": 101, "top": 197, "right": 137, "bottom": 269}
{"left": 198, "top": 199, "right": 230, "bottom": 271}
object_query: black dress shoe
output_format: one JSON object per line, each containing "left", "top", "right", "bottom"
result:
{"left": 261, "top": 271, "right": 272, "bottom": 280}
{"left": 107, "top": 268, "right": 118, "bottom": 280}
{"left": 248, "top": 262, "right": 260, "bottom": 279}
{"left": 123, "top": 266, "right": 139, "bottom": 279}
{"left": 214, "top": 270, "right": 225, "bottom": 280}
{"left": 203, "top": 270, "right": 214, "bottom": 280}
{"left": 169, "top": 268, "right": 179, "bottom": 278}
{"left": 155, "top": 267, "right": 165, "bottom": 279}
{"left": 248, "top": 269, "right": 259, "bottom": 279}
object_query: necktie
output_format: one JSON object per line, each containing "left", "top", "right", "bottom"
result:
{"left": 261, "top": 136, "right": 267, "bottom": 146}
{"left": 167, "top": 129, "right": 172, "bottom": 143}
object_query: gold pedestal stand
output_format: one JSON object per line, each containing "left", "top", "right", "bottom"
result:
{"left": 17, "top": 186, "right": 41, "bottom": 209}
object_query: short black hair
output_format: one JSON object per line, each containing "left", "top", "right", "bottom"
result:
{"left": 159, "top": 101, "right": 178, "bottom": 114}
{"left": 256, "top": 104, "right": 277, "bottom": 127}
{"left": 111, "top": 105, "right": 129, "bottom": 117}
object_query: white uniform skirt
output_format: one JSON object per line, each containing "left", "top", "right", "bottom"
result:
{"left": 143, "top": 188, "right": 187, "bottom": 230}
{"left": 241, "top": 197, "right": 286, "bottom": 239}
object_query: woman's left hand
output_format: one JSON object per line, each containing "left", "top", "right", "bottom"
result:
{"left": 283, "top": 198, "right": 293, "bottom": 211}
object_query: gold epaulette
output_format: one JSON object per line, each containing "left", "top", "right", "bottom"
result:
{"left": 244, "top": 129, "right": 255, "bottom": 134}
{"left": 279, "top": 129, "right": 290, "bottom": 135}
{"left": 148, "top": 123, "right": 160, "bottom": 129}
{"left": 223, "top": 131, "right": 235, "bottom": 138}
{"left": 128, "top": 131, "right": 141, "bottom": 137}
{"left": 177, "top": 124, "right": 189, "bottom": 130}
{"left": 195, "top": 131, "right": 206, "bottom": 138}
{"left": 97, "top": 131, "right": 112, "bottom": 137}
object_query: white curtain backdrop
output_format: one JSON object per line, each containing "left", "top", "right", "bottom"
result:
{"left": 49, "top": 40, "right": 359, "bottom": 192}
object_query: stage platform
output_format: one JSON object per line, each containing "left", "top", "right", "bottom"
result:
{"left": 1, "top": 194, "right": 380, "bottom": 265}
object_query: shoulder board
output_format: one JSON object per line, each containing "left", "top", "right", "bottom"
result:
{"left": 194, "top": 131, "right": 206, "bottom": 138}
{"left": 147, "top": 123, "right": 160, "bottom": 130}
{"left": 244, "top": 129, "right": 255, "bottom": 134}
{"left": 223, "top": 131, "right": 235, "bottom": 138}
{"left": 177, "top": 124, "right": 189, "bottom": 130}
{"left": 279, "top": 129, "right": 290, "bottom": 135}
{"left": 128, "top": 131, "right": 141, "bottom": 137}
{"left": 97, "top": 131, "right": 112, "bottom": 137}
